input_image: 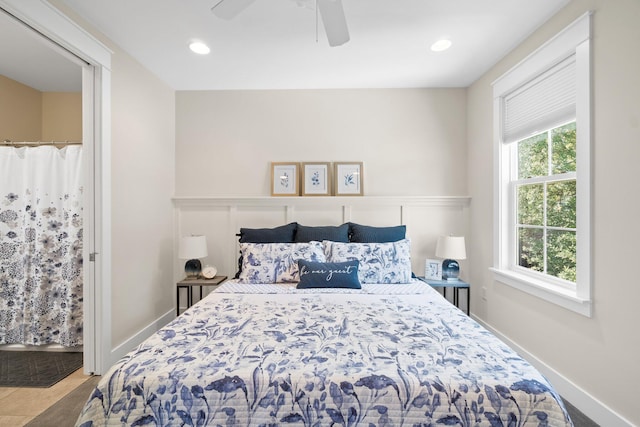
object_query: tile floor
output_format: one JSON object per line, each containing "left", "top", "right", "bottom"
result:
{"left": 0, "top": 367, "right": 91, "bottom": 426}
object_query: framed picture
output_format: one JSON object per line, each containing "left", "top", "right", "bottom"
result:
{"left": 271, "top": 162, "right": 299, "bottom": 196}
{"left": 425, "top": 258, "right": 442, "bottom": 280}
{"left": 334, "top": 162, "right": 363, "bottom": 196}
{"left": 301, "top": 162, "right": 331, "bottom": 196}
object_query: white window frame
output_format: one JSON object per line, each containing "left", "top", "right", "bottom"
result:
{"left": 492, "top": 12, "right": 592, "bottom": 317}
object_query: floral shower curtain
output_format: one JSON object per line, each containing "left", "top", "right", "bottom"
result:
{"left": 0, "top": 146, "right": 83, "bottom": 347}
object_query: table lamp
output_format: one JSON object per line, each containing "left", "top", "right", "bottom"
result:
{"left": 435, "top": 235, "right": 466, "bottom": 281}
{"left": 179, "top": 235, "right": 208, "bottom": 278}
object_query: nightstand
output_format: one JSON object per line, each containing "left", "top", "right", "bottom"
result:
{"left": 176, "top": 275, "right": 227, "bottom": 316}
{"left": 418, "top": 277, "right": 470, "bottom": 315}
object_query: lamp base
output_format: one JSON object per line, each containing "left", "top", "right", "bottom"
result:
{"left": 184, "top": 259, "right": 202, "bottom": 278}
{"left": 442, "top": 259, "right": 460, "bottom": 281}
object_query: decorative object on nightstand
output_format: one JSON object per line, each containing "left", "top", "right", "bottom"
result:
{"left": 424, "top": 258, "right": 442, "bottom": 280}
{"left": 435, "top": 235, "right": 466, "bottom": 281}
{"left": 178, "top": 235, "right": 208, "bottom": 278}
{"left": 202, "top": 265, "right": 218, "bottom": 279}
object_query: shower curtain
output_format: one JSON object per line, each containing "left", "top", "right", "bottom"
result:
{"left": 0, "top": 145, "right": 83, "bottom": 347}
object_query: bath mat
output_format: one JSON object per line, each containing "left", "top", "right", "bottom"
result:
{"left": 0, "top": 350, "right": 82, "bottom": 388}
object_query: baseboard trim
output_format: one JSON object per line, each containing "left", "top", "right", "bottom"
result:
{"left": 472, "top": 314, "right": 634, "bottom": 427}
{"left": 109, "top": 309, "right": 174, "bottom": 365}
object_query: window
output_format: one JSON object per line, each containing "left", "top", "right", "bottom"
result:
{"left": 515, "top": 122, "right": 576, "bottom": 284}
{"left": 492, "top": 13, "right": 592, "bottom": 316}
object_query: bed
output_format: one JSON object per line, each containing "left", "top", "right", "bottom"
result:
{"left": 76, "top": 224, "right": 573, "bottom": 426}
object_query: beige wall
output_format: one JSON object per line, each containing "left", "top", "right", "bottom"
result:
{"left": 176, "top": 89, "right": 467, "bottom": 197}
{"left": 467, "top": 0, "right": 640, "bottom": 424}
{"left": 109, "top": 47, "right": 176, "bottom": 347}
{"left": 0, "top": 75, "right": 81, "bottom": 141}
{"left": 0, "top": 74, "right": 42, "bottom": 141}
{"left": 175, "top": 88, "right": 471, "bottom": 304}
{"left": 47, "top": 0, "right": 177, "bottom": 355}
{"left": 42, "top": 92, "right": 82, "bottom": 141}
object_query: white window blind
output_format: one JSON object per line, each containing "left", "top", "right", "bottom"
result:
{"left": 501, "top": 54, "right": 576, "bottom": 144}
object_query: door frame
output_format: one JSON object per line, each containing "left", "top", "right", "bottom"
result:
{"left": 0, "top": 0, "right": 112, "bottom": 374}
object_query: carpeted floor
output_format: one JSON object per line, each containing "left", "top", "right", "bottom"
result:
{"left": 0, "top": 351, "right": 83, "bottom": 388}
{"left": 24, "top": 375, "right": 100, "bottom": 427}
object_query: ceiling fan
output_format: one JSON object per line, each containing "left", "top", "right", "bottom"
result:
{"left": 211, "top": 0, "right": 350, "bottom": 47}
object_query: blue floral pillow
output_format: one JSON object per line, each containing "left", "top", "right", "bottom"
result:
{"left": 238, "top": 242, "right": 326, "bottom": 283}
{"left": 296, "top": 260, "right": 361, "bottom": 289}
{"left": 234, "top": 222, "right": 298, "bottom": 278}
{"left": 324, "top": 239, "right": 412, "bottom": 284}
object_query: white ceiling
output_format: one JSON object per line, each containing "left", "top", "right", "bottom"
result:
{"left": 56, "top": 0, "right": 570, "bottom": 90}
{"left": 0, "top": 8, "right": 82, "bottom": 92}
{"left": 0, "top": 1, "right": 570, "bottom": 92}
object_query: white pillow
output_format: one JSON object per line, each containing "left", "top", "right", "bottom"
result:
{"left": 323, "top": 239, "right": 412, "bottom": 284}
{"left": 238, "top": 242, "right": 326, "bottom": 283}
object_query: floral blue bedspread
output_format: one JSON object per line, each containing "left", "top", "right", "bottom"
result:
{"left": 76, "top": 281, "right": 572, "bottom": 426}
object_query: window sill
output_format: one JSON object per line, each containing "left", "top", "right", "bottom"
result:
{"left": 490, "top": 268, "right": 592, "bottom": 317}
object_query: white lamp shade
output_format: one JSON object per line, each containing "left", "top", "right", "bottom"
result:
{"left": 435, "top": 236, "right": 466, "bottom": 260}
{"left": 179, "top": 235, "right": 208, "bottom": 259}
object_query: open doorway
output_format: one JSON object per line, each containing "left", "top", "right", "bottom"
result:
{"left": 0, "top": 1, "right": 112, "bottom": 375}
{"left": 0, "top": 8, "right": 85, "bottom": 383}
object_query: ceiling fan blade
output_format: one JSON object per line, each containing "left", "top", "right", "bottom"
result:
{"left": 317, "top": 0, "right": 350, "bottom": 47}
{"left": 211, "top": 0, "right": 257, "bottom": 20}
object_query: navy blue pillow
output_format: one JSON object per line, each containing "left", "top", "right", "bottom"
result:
{"left": 238, "top": 222, "right": 297, "bottom": 243}
{"left": 295, "top": 223, "right": 349, "bottom": 243}
{"left": 296, "top": 260, "right": 361, "bottom": 289}
{"left": 348, "top": 223, "right": 406, "bottom": 243}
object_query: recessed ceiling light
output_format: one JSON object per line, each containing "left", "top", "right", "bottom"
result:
{"left": 431, "top": 39, "right": 452, "bottom": 52}
{"left": 189, "top": 41, "right": 210, "bottom": 55}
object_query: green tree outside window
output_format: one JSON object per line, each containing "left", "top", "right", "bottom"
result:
{"left": 515, "top": 122, "right": 576, "bottom": 282}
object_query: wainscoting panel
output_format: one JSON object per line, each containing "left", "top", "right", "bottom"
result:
{"left": 173, "top": 196, "right": 471, "bottom": 293}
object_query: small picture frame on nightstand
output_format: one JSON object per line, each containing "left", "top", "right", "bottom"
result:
{"left": 425, "top": 258, "right": 442, "bottom": 280}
